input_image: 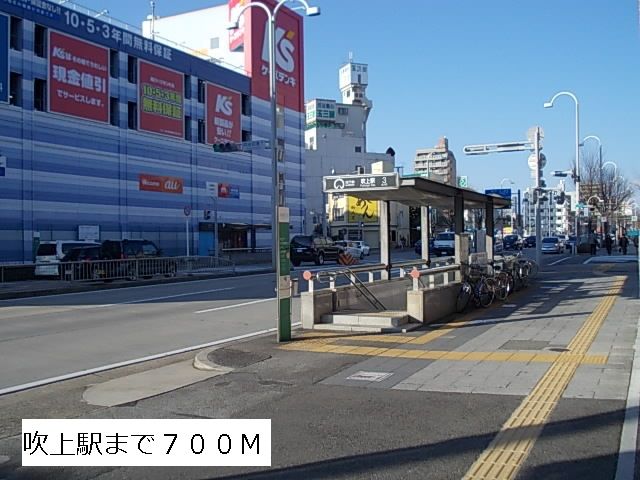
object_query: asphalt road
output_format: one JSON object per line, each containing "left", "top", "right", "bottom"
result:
{"left": 0, "top": 247, "right": 570, "bottom": 393}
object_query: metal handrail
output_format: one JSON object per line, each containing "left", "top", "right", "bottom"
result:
{"left": 315, "top": 269, "right": 386, "bottom": 311}
{"left": 340, "top": 267, "right": 386, "bottom": 311}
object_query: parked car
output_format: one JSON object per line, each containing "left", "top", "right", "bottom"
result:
{"left": 100, "top": 239, "right": 174, "bottom": 280}
{"left": 351, "top": 240, "right": 371, "bottom": 256}
{"left": 414, "top": 238, "right": 435, "bottom": 255}
{"left": 523, "top": 235, "right": 536, "bottom": 248}
{"left": 335, "top": 240, "right": 365, "bottom": 259}
{"left": 494, "top": 239, "right": 504, "bottom": 254}
{"left": 432, "top": 232, "right": 455, "bottom": 256}
{"left": 35, "top": 240, "right": 100, "bottom": 277}
{"left": 290, "top": 235, "right": 340, "bottom": 266}
{"left": 541, "top": 236, "right": 563, "bottom": 254}
{"left": 503, "top": 234, "right": 523, "bottom": 251}
{"left": 61, "top": 245, "right": 105, "bottom": 280}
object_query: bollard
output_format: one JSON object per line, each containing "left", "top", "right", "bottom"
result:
{"left": 291, "top": 277, "right": 299, "bottom": 297}
{"left": 410, "top": 267, "right": 420, "bottom": 291}
{"left": 368, "top": 271, "right": 374, "bottom": 283}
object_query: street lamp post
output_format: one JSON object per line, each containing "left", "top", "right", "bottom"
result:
{"left": 544, "top": 91, "right": 580, "bottom": 253}
{"left": 229, "top": 0, "right": 320, "bottom": 342}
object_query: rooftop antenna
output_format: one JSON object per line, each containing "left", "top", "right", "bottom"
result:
{"left": 150, "top": 1, "right": 156, "bottom": 40}
{"left": 348, "top": 51, "right": 353, "bottom": 62}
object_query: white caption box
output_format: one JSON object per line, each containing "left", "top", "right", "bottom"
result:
{"left": 22, "top": 419, "right": 271, "bottom": 467}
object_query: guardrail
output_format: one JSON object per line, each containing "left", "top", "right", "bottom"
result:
{"left": 301, "top": 257, "right": 458, "bottom": 293}
{"left": 25, "top": 256, "right": 236, "bottom": 283}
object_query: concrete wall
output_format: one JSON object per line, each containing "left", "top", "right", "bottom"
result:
{"left": 406, "top": 284, "right": 460, "bottom": 324}
{"left": 301, "top": 277, "right": 413, "bottom": 328}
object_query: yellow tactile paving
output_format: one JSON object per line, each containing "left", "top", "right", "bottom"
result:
{"left": 463, "top": 277, "right": 624, "bottom": 480}
{"left": 280, "top": 340, "right": 609, "bottom": 366}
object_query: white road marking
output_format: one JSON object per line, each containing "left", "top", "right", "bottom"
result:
{"left": 94, "top": 287, "right": 235, "bottom": 308}
{"left": 615, "top": 313, "right": 640, "bottom": 480}
{"left": 549, "top": 256, "right": 572, "bottom": 266}
{"left": 195, "top": 298, "right": 274, "bottom": 314}
{"left": 0, "top": 323, "right": 302, "bottom": 397}
{"left": 0, "top": 272, "right": 274, "bottom": 304}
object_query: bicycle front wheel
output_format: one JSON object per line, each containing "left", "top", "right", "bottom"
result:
{"left": 527, "top": 260, "right": 539, "bottom": 278}
{"left": 477, "top": 278, "right": 495, "bottom": 308}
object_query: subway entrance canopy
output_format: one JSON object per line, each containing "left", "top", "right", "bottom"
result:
{"left": 323, "top": 172, "right": 511, "bottom": 278}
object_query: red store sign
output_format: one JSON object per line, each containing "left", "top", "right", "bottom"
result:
{"left": 206, "top": 83, "right": 241, "bottom": 144}
{"left": 139, "top": 174, "right": 184, "bottom": 194}
{"left": 49, "top": 31, "right": 109, "bottom": 123}
{"left": 138, "top": 61, "right": 184, "bottom": 138}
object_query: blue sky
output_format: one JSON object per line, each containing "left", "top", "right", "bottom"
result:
{"left": 76, "top": 0, "right": 639, "bottom": 197}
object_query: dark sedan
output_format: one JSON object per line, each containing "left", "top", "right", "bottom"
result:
{"left": 523, "top": 235, "right": 536, "bottom": 248}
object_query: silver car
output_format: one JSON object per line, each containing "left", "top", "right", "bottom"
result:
{"left": 541, "top": 236, "right": 563, "bottom": 254}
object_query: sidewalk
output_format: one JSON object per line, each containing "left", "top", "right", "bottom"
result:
{"left": 1, "top": 259, "right": 639, "bottom": 479}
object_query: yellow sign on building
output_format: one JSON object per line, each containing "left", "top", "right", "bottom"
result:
{"left": 347, "top": 196, "right": 378, "bottom": 223}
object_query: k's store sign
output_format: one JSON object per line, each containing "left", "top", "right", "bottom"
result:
{"left": 228, "top": 0, "right": 304, "bottom": 113}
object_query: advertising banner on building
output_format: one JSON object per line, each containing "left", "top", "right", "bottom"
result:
{"left": 347, "top": 196, "right": 378, "bottom": 223}
{"left": 244, "top": 0, "right": 304, "bottom": 112}
{"left": 206, "top": 83, "right": 241, "bottom": 144}
{"left": 139, "top": 174, "right": 184, "bottom": 194}
{"left": 228, "top": 0, "right": 246, "bottom": 52}
{"left": 49, "top": 31, "right": 109, "bottom": 122}
{"left": 218, "top": 183, "right": 240, "bottom": 199}
{"left": 139, "top": 61, "right": 184, "bottom": 138}
{"left": 0, "top": 14, "right": 8, "bottom": 104}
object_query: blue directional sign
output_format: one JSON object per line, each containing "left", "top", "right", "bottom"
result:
{"left": 0, "top": 14, "right": 8, "bottom": 104}
{"left": 485, "top": 188, "right": 512, "bottom": 200}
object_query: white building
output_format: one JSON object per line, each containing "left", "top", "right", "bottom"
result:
{"left": 304, "top": 59, "right": 409, "bottom": 245}
{"left": 413, "top": 137, "right": 457, "bottom": 186}
{"left": 522, "top": 183, "right": 572, "bottom": 236}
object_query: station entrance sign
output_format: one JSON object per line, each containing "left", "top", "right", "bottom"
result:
{"left": 323, "top": 173, "right": 399, "bottom": 193}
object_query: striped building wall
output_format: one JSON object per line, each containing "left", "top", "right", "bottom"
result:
{"left": 0, "top": 1, "right": 305, "bottom": 262}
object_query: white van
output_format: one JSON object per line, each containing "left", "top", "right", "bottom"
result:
{"left": 35, "top": 240, "right": 100, "bottom": 277}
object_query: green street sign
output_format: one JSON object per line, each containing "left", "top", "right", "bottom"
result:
{"left": 458, "top": 176, "right": 468, "bottom": 188}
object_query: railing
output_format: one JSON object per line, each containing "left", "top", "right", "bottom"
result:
{"left": 302, "top": 257, "right": 459, "bottom": 294}
{"left": 36, "top": 256, "right": 236, "bottom": 283}
{"left": 315, "top": 267, "right": 386, "bottom": 311}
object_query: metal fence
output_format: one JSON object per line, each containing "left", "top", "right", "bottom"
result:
{"left": 1, "top": 256, "right": 236, "bottom": 283}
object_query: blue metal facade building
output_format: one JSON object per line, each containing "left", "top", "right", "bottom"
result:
{"left": 0, "top": 0, "right": 305, "bottom": 262}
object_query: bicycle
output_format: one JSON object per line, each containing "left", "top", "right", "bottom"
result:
{"left": 456, "top": 263, "right": 496, "bottom": 312}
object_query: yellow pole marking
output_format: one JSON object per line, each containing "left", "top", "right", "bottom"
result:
{"left": 463, "top": 277, "right": 624, "bottom": 480}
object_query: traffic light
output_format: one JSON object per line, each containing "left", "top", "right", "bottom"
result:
{"left": 204, "top": 209, "right": 211, "bottom": 220}
{"left": 212, "top": 142, "right": 239, "bottom": 153}
{"left": 556, "top": 191, "right": 566, "bottom": 205}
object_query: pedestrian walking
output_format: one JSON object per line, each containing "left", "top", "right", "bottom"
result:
{"left": 619, "top": 235, "right": 629, "bottom": 255}
{"left": 590, "top": 233, "right": 597, "bottom": 256}
{"left": 605, "top": 234, "right": 613, "bottom": 255}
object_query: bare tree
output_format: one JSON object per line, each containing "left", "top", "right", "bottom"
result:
{"left": 572, "top": 147, "right": 635, "bottom": 215}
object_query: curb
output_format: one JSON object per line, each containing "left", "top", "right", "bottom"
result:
{"left": 193, "top": 347, "right": 234, "bottom": 373}
{"left": 0, "top": 267, "right": 273, "bottom": 301}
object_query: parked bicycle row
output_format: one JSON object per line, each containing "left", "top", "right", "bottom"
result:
{"left": 456, "top": 252, "right": 539, "bottom": 312}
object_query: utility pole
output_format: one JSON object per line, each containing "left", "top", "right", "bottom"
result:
{"left": 534, "top": 127, "right": 542, "bottom": 267}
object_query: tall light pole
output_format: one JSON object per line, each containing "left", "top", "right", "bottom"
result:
{"left": 229, "top": 0, "right": 320, "bottom": 342}
{"left": 544, "top": 91, "right": 580, "bottom": 251}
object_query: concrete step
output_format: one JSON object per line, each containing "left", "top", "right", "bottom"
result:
{"left": 312, "top": 320, "right": 422, "bottom": 334}
{"left": 324, "top": 310, "right": 409, "bottom": 328}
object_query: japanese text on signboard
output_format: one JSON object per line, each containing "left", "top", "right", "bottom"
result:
{"left": 49, "top": 31, "right": 109, "bottom": 122}
{"left": 206, "top": 83, "right": 241, "bottom": 144}
{"left": 139, "top": 61, "right": 184, "bottom": 138}
{"left": 4, "top": 0, "right": 173, "bottom": 61}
